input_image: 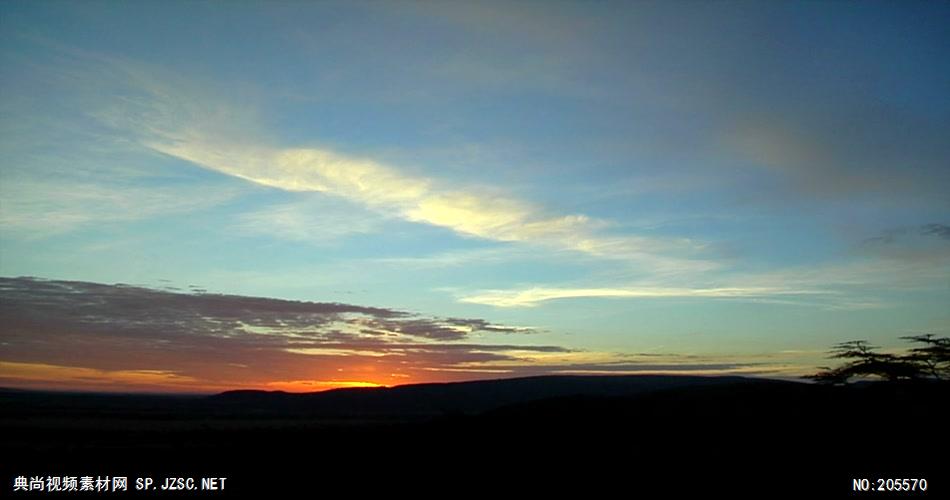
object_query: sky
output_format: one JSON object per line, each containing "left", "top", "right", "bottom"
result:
{"left": 1, "top": 0, "right": 948, "bottom": 393}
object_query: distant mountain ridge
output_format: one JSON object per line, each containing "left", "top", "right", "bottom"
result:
{"left": 208, "top": 374, "right": 796, "bottom": 416}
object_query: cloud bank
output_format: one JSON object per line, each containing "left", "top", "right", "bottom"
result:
{"left": 0, "top": 277, "right": 778, "bottom": 392}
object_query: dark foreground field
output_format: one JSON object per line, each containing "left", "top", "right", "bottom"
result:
{"left": 2, "top": 375, "right": 947, "bottom": 497}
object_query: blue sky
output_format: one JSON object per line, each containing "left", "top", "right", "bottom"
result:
{"left": 1, "top": 1, "right": 948, "bottom": 391}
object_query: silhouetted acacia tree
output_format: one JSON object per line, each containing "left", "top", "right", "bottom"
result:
{"left": 901, "top": 334, "right": 950, "bottom": 380}
{"left": 807, "top": 335, "right": 949, "bottom": 384}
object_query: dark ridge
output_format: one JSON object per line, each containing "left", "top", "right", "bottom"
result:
{"left": 207, "top": 374, "right": 778, "bottom": 416}
{"left": 3, "top": 375, "right": 946, "bottom": 496}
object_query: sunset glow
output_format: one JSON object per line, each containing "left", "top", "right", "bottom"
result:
{"left": 1, "top": 1, "right": 948, "bottom": 394}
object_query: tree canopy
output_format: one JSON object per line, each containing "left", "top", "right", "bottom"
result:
{"left": 807, "top": 334, "right": 949, "bottom": 384}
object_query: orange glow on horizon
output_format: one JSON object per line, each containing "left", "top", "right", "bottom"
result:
{"left": 0, "top": 360, "right": 433, "bottom": 394}
{"left": 264, "top": 379, "right": 385, "bottom": 392}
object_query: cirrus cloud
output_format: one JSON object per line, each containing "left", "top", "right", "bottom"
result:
{"left": 458, "top": 286, "right": 832, "bottom": 308}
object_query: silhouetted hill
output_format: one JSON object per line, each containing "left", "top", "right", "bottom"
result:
{"left": 208, "top": 374, "right": 778, "bottom": 416}
{"left": 3, "top": 376, "right": 947, "bottom": 497}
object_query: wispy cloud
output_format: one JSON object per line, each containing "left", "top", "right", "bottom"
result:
{"left": 367, "top": 247, "right": 533, "bottom": 269}
{"left": 0, "top": 41, "right": 244, "bottom": 238}
{"left": 0, "top": 179, "right": 239, "bottom": 237}
{"left": 149, "top": 137, "right": 710, "bottom": 270}
{"left": 455, "top": 244, "right": 950, "bottom": 309}
{"left": 233, "top": 196, "right": 386, "bottom": 246}
{"left": 54, "top": 50, "right": 712, "bottom": 270}
{"left": 459, "top": 286, "right": 830, "bottom": 308}
{"left": 10, "top": 40, "right": 715, "bottom": 276}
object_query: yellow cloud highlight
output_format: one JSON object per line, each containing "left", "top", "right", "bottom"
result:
{"left": 404, "top": 192, "right": 591, "bottom": 242}
{"left": 145, "top": 132, "right": 709, "bottom": 268}
{"left": 275, "top": 149, "right": 431, "bottom": 203}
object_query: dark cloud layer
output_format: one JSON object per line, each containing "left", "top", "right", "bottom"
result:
{"left": 863, "top": 223, "right": 950, "bottom": 245}
{"left": 0, "top": 276, "right": 528, "bottom": 341}
{"left": 921, "top": 224, "right": 950, "bottom": 240}
{"left": 0, "top": 277, "right": 760, "bottom": 391}
{"left": 0, "top": 277, "right": 570, "bottom": 388}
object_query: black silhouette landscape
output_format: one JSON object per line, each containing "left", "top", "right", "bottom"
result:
{"left": 3, "top": 375, "right": 946, "bottom": 496}
{"left": 4, "top": 2, "right": 950, "bottom": 497}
